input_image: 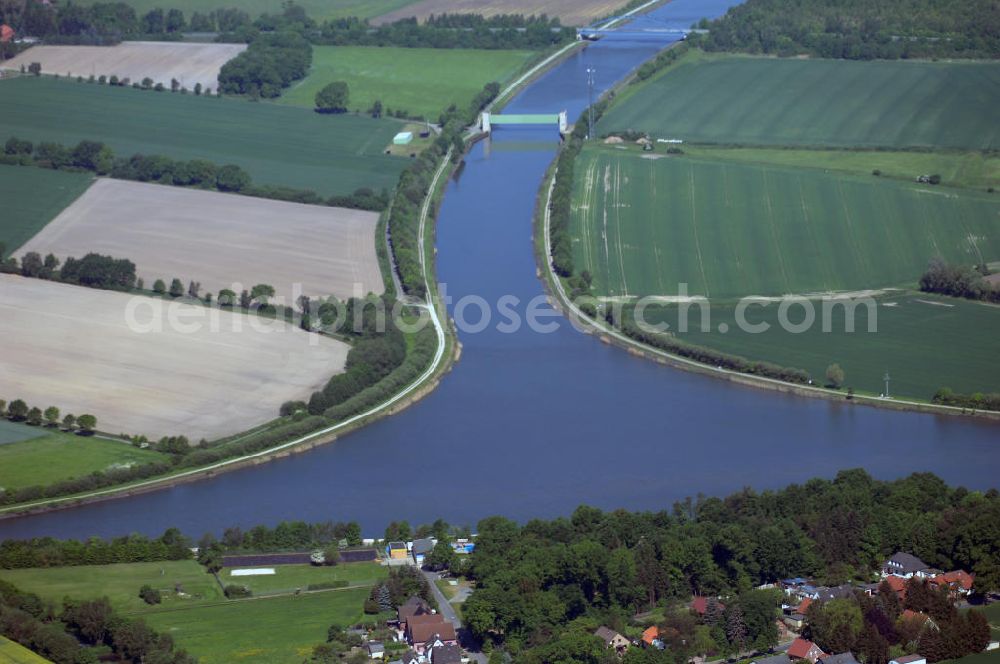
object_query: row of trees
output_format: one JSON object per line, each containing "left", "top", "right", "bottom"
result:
{"left": 693, "top": 0, "right": 1000, "bottom": 60}
{"left": 217, "top": 31, "right": 312, "bottom": 99}
{"left": 1, "top": 248, "right": 137, "bottom": 293}
{"left": 0, "top": 400, "right": 96, "bottom": 434}
{"left": 932, "top": 387, "right": 1000, "bottom": 412}
{"left": 3, "top": 135, "right": 388, "bottom": 211}
{"left": 4, "top": 1, "right": 190, "bottom": 45}
{"left": 460, "top": 470, "right": 1000, "bottom": 659}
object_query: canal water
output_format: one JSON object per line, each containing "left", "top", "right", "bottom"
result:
{"left": 2, "top": 0, "right": 998, "bottom": 540}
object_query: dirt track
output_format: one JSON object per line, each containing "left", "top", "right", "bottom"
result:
{"left": 2, "top": 42, "right": 246, "bottom": 91}
{"left": 19, "top": 179, "right": 385, "bottom": 305}
{"left": 0, "top": 274, "right": 350, "bottom": 440}
{"left": 374, "top": 0, "right": 624, "bottom": 26}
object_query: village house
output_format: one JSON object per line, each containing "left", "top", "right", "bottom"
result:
{"left": 641, "top": 626, "right": 664, "bottom": 649}
{"left": 889, "top": 655, "right": 927, "bottom": 664}
{"left": 930, "top": 570, "right": 974, "bottom": 597}
{"left": 406, "top": 614, "right": 457, "bottom": 654}
{"left": 788, "top": 637, "right": 826, "bottom": 663}
{"left": 819, "top": 654, "right": 861, "bottom": 664}
{"left": 389, "top": 541, "right": 409, "bottom": 560}
{"left": 594, "top": 626, "right": 630, "bottom": 655}
{"left": 367, "top": 641, "right": 385, "bottom": 659}
{"left": 430, "top": 643, "right": 463, "bottom": 664}
{"left": 398, "top": 596, "right": 432, "bottom": 632}
{"left": 412, "top": 538, "right": 436, "bottom": 566}
{"left": 691, "top": 596, "right": 725, "bottom": 616}
{"left": 882, "top": 553, "right": 932, "bottom": 579}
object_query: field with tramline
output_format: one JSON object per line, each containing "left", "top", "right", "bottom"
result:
{"left": 599, "top": 54, "right": 1000, "bottom": 149}
{"left": 0, "top": 164, "right": 92, "bottom": 257}
{"left": 279, "top": 46, "right": 534, "bottom": 120}
{"left": 571, "top": 147, "right": 1000, "bottom": 298}
{"left": 375, "top": 0, "right": 624, "bottom": 26}
{"left": 0, "top": 77, "right": 407, "bottom": 196}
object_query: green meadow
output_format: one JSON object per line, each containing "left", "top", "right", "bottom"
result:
{"left": 571, "top": 147, "right": 1000, "bottom": 298}
{"left": 279, "top": 46, "right": 535, "bottom": 120}
{"left": 628, "top": 293, "right": 1000, "bottom": 400}
{"left": 218, "top": 562, "right": 386, "bottom": 594}
{"left": 599, "top": 54, "right": 1000, "bottom": 149}
{"left": 0, "top": 636, "right": 51, "bottom": 663}
{"left": 0, "top": 165, "right": 92, "bottom": 257}
{"left": 0, "top": 425, "right": 167, "bottom": 491}
{"left": 0, "top": 77, "right": 408, "bottom": 196}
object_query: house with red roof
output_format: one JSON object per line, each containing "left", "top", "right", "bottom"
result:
{"left": 930, "top": 570, "right": 974, "bottom": 596}
{"left": 881, "top": 575, "right": 907, "bottom": 601}
{"left": 691, "top": 596, "right": 725, "bottom": 617}
{"left": 797, "top": 597, "right": 813, "bottom": 614}
{"left": 788, "top": 637, "right": 826, "bottom": 663}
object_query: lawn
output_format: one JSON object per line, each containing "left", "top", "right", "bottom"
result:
{"left": 0, "top": 429, "right": 168, "bottom": 491}
{"left": 599, "top": 54, "right": 1000, "bottom": 149}
{"left": 570, "top": 147, "right": 1000, "bottom": 298}
{"left": 71, "top": 0, "right": 418, "bottom": 22}
{"left": 0, "top": 164, "right": 92, "bottom": 257}
{"left": 221, "top": 562, "right": 387, "bottom": 595}
{"left": 941, "top": 652, "right": 1000, "bottom": 664}
{"left": 0, "top": 636, "right": 50, "bottom": 664}
{"left": 0, "top": 560, "right": 220, "bottom": 613}
{"left": 0, "top": 76, "right": 407, "bottom": 196}
{"left": 141, "top": 586, "right": 372, "bottom": 663}
{"left": 278, "top": 46, "right": 534, "bottom": 121}
{"left": 627, "top": 292, "right": 1000, "bottom": 400}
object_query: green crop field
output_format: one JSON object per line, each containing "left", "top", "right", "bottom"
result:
{"left": 571, "top": 148, "right": 1000, "bottom": 298}
{"left": 599, "top": 54, "right": 1000, "bottom": 149}
{"left": 0, "top": 429, "right": 167, "bottom": 491}
{"left": 0, "top": 560, "right": 219, "bottom": 613}
{"left": 71, "top": 0, "right": 417, "bottom": 22}
{"left": 0, "top": 636, "right": 51, "bottom": 663}
{"left": 0, "top": 77, "right": 408, "bottom": 196}
{"left": 628, "top": 292, "right": 1000, "bottom": 400}
{"left": 278, "top": 46, "right": 534, "bottom": 120}
{"left": 0, "top": 165, "right": 92, "bottom": 257}
{"left": 142, "top": 586, "right": 372, "bottom": 663}
{"left": 220, "top": 562, "right": 386, "bottom": 594}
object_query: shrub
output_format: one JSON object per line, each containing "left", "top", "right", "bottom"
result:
{"left": 223, "top": 584, "right": 252, "bottom": 598}
{"left": 139, "top": 584, "right": 162, "bottom": 604}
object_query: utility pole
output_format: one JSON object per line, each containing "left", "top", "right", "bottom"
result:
{"left": 883, "top": 370, "right": 891, "bottom": 398}
{"left": 586, "top": 66, "right": 596, "bottom": 139}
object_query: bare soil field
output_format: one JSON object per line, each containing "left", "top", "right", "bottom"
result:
{"left": 0, "top": 274, "right": 350, "bottom": 440}
{"left": 374, "top": 0, "right": 623, "bottom": 26}
{"left": 2, "top": 42, "right": 246, "bottom": 91}
{"left": 19, "top": 179, "right": 385, "bottom": 304}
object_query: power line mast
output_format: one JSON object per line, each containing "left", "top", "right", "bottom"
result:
{"left": 586, "top": 66, "right": 596, "bottom": 139}
{"left": 883, "top": 370, "right": 891, "bottom": 398}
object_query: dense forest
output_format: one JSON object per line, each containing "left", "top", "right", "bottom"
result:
{"left": 696, "top": 0, "right": 1000, "bottom": 59}
{"left": 460, "top": 470, "right": 1000, "bottom": 661}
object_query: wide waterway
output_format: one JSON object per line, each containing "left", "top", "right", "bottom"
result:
{"left": 2, "top": 0, "right": 998, "bottom": 540}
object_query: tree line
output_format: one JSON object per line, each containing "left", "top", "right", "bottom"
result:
{"left": 460, "top": 469, "right": 1000, "bottom": 661}
{"left": 1, "top": 248, "right": 137, "bottom": 292}
{"left": 919, "top": 257, "right": 1000, "bottom": 304}
{"left": 217, "top": 30, "right": 312, "bottom": 99}
{"left": 2, "top": 135, "right": 388, "bottom": 211}
{"left": 693, "top": 0, "right": 1000, "bottom": 60}
{"left": 0, "top": 399, "right": 96, "bottom": 435}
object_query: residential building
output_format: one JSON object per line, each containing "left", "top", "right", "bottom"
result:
{"left": 752, "top": 655, "right": 791, "bottom": 664}
{"left": 398, "top": 596, "right": 432, "bottom": 630}
{"left": 784, "top": 613, "right": 806, "bottom": 630}
{"left": 407, "top": 614, "right": 457, "bottom": 654}
{"left": 889, "top": 655, "right": 926, "bottom": 664}
{"left": 431, "top": 644, "right": 463, "bottom": 664}
{"left": 788, "top": 637, "right": 826, "bottom": 663}
{"left": 815, "top": 585, "right": 855, "bottom": 602}
{"left": 367, "top": 641, "right": 385, "bottom": 659}
{"left": 641, "top": 626, "right": 663, "bottom": 649}
{"left": 930, "top": 570, "right": 974, "bottom": 596}
{"left": 389, "top": 541, "right": 409, "bottom": 560}
{"left": 412, "top": 538, "right": 436, "bottom": 565}
{"left": 594, "top": 626, "right": 630, "bottom": 654}
{"left": 819, "top": 654, "right": 860, "bottom": 664}
{"left": 882, "top": 553, "right": 931, "bottom": 579}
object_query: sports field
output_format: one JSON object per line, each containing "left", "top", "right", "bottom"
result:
{"left": 220, "top": 562, "right": 387, "bottom": 594}
{"left": 0, "top": 164, "right": 92, "bottom": 257}
{"left": 3, "top": 42, "right": 246, "bottom": 91}
{"left": 279, "top": 46, "right": 534, "bottom": 120}
{"left": 0, "top": 77, "right": 407, "bottom": 196}
{"left": 19, "top": 179, "right": 384, "bottom": 303}
{"left": 630, "top": 293, "right": 1000, "bottom": 400}
{"left": 71, "top": 0, "right": 418, "bottom": 21}
{"left": 599, "top": 55, "right": 1000, "bottom": 149}
{"left": 0, "top": 275, "right": 350, "bottom": 440}
{"left": 0, "top": 426, "right": 167, "bottom": 491}
{"left": 571, "top": 148, "right": 1000, "bottom": 298}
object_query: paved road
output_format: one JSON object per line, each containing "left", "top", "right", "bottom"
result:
{"left": 422, "top": 569, "right": 460, "bottom": 626}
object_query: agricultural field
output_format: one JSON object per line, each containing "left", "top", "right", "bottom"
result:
{"left": 71, "top": 0, "right": 418, "bottom": 22}
{"left": 375, "top": 0, "right": 625, "bottom": 26}
{"left": 599, "top": 54, "right": 1000, "bottom": 149}
{"left": 571, "top": 147, "right": 1000, "bottom": 298}
{"left": 0, "top": 164, "right": 92, "bottom": 257}
{"left": 2, "top": 42, "right": 247, "bottom": 91}
{"left": 19, "top": 179, "right": 385, "bottom": 303}
{"left": 278, "top": 46, "right": 534, "bottom": 120}
{"left": 629, "top": 292, "right": 1000, "bottom": 400}
{"left": 0, "top": 424, "right": 168, "bottom": 491}
{"left": 0, "top": 275, "right": 351, "bottom": 440}
{"left": 0, "top": 77, "right": 407, "bottom": 196}
{"left": 0, "top": 636, "right": 50, "bottom": 664}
